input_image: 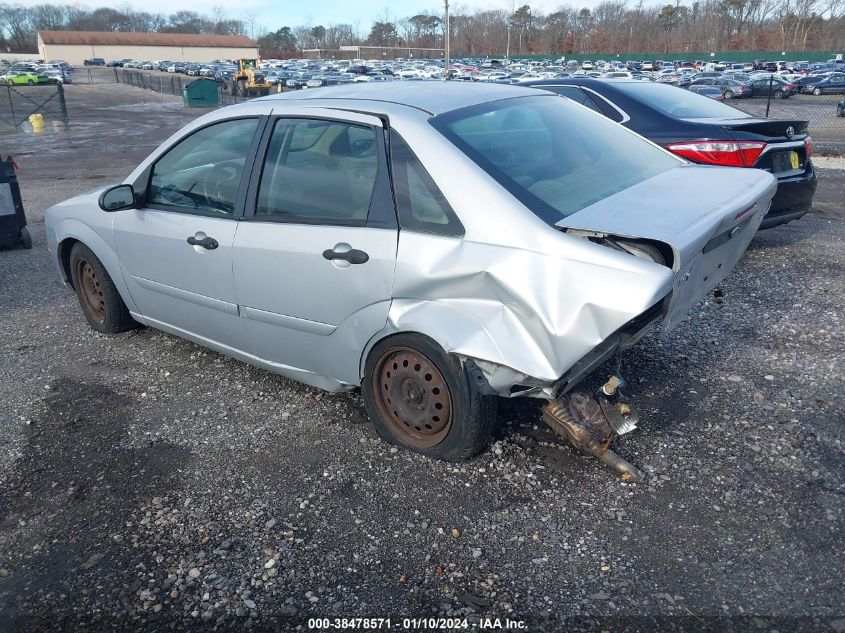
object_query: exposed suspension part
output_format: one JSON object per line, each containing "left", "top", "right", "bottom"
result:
{"left": 542, "top": 389, "right": 645, "bottom": 483}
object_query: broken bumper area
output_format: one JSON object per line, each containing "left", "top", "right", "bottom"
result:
{"left": 542, "top": 390, "right": 645, "bottom": 483}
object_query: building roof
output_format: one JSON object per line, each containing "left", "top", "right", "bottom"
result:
{"left": 38, "top": 31, "right": 256, "bottom": 48}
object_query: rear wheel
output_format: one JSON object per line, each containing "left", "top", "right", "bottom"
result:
{"left": 813, "top": 88, "right": 822, "bottom": 96}
{"left": 362, "top": 333, "right": 497, "bottom": 462}
{"left": 773, "top": 88, "right": 783, "bottom": 98}
{"left": 723, "top": 90, "right": 734, "bottom": 99}
{"left": 68, "top": 242, "right": 136, "bottom": 334}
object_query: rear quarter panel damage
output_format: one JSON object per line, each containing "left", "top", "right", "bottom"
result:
{"left": 377, "top": 231, "right": 674, "bottom": 387}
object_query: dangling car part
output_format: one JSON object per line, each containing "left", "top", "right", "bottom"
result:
{"left": 542, "top": 389, "right": 645, "bottom": 483}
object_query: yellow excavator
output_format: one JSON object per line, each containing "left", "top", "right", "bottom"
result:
{"left": 231, "top": 59, "right": 272, "bottom": 97}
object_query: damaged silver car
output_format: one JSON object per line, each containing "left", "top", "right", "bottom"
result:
{"left": 45, "top": 83, "right": 776, "bottom": 480}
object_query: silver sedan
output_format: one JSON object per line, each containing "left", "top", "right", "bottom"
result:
{"left": 45, "top": 83, "right": 775, "bottom": 479}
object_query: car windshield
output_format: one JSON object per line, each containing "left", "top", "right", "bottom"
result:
{"left": 611, "top": 81, "right": 753, "bottom": 119}
{"left": 431, "top": 95, "right": 681, "bottom": 223}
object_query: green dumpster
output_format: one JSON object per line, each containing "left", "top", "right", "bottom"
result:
{"left": 182, "top": 78, "right": 220, "bottom": 107}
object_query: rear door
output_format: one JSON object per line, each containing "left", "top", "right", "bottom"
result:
{"left": 232, "top": 109, "right": 398, "bottom": 387}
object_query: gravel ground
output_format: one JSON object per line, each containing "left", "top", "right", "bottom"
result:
{"left": 0, "top": 85, "right": 843, "bottom": 632}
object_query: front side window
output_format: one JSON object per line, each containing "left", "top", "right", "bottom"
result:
{"left": 148, "top": 118, "right": 259, "bottom": 215}
{"left": 255, "top": 118, "right": 378, "bottom": 224}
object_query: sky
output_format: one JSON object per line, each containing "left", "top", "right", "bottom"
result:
{"left": 118, "top": 0, "right": 585, "bottom": 32}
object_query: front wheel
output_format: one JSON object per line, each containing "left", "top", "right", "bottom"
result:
{"left": 362, "top": 333, "right": 497, "bottom": 462}
{"left": 68, "top": 242, "right": 136, "bottom": 334}
{"left": 813, "top": 88, "right": 822, "bottom": 96}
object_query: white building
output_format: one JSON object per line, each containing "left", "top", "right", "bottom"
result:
{"left": 37, "top": 31, "right": 259, "bottom": 66}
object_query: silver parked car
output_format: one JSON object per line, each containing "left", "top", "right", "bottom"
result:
{"left": 45, "top": 84, "right": 775, "bottom": 479}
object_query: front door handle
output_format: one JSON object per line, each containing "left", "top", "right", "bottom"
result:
{"left": 322, "top": 247, "right": 369, "bottom": 264}
{"left": 187, "top": 235, "right": 218, "bottom": 250}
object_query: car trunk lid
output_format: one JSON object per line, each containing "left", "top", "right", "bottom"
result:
{"left": 715, "top": 117, "right": 809, "bottom": 139}
{"left": 556, "top": 164, "right": 776, "bottom": 332}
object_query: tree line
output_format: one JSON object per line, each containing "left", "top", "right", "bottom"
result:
{"left": 2, "top": 2, "right": 843, "bottom": 57}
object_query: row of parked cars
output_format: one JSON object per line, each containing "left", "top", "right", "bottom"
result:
{"left": 663, "top": 68, "right": 845, "bottom": 99}
{"left": 0, "top": 60, "right": 72, "bottom": 85}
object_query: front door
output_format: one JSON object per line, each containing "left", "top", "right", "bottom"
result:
{"left": 233, "top": 113, "right": 398, "bottom": 387}
{"left": 114, "top": 117, "right": 261, "bottom": 351}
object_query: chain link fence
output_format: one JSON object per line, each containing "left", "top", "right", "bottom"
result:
{"left": 79, "top": 67, "right": 243, "bottom": 106}
{"left": 726, "top": 76, "right": 845, "bottom": 155}
{"left": 0, "top": 83, "right": 69, "bottom": 129}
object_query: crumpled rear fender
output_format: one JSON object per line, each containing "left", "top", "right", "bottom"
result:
{"left": 361, "top": 231, "right": 674, "bottom": 390}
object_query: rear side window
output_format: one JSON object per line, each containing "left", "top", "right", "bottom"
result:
{"left": 541, "top": 86, "right": 603, "bottom": 114}
{"left": 613, "top": 81, "right": 753, "bottom": 118}
{"left": 389, "top": 131, "right": 463, "bottom": 237}
{"left": 255, "top": 118, "right": 378, "bottom": 224}
{"left": 431, "top": 95, "right": 681, "bottom": 224}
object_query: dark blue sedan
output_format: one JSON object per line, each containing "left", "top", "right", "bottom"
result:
{"left": 521, "top": 78, "right": 817, "bottom": 229}
{"left": 806, "top": 73, "right": 845, "bottom": 95}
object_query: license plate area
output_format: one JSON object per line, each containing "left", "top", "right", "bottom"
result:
{"left": 771, "top": 150, "right": 801, "bottom": 174}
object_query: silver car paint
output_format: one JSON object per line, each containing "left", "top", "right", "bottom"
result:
{"left": 45, "top": 83, "right": 776, "bottom": 396}
{"left": 556, "top": 164, "right": 776, "bottom": 331}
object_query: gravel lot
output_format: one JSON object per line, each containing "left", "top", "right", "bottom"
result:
{"left": 0, "top": 85, "right": 843, "bottom": 632}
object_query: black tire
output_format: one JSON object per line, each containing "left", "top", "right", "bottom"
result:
{"left": 362, "top": 333, "right": 498, "bottom": 462}
{"left": 19, "top": 227, "right": 32, "bottom": 249}
{"left": 68, "top": 242, "right": 136, "bottom": 334}
{"left": 813, "top": 88, "right": 822, "bottom": 96}
{"left": 27, "top": 79, "right": 34, "bottom": 85}
{"left": 838, "top": 105, "right": 844, "bottom": 117}
{"left": 723, "top": 90, "right": 734, "bottom": 99}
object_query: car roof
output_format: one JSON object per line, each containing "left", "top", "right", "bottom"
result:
{"left": 258, "top": 81, "right": 548, "bottom": 116}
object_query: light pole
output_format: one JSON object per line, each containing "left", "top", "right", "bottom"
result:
{"left": 505, "top": 0, "right": 515, "bottom": 60}
{"left": 444, "top": 0, "right": 450, "bottom": 80}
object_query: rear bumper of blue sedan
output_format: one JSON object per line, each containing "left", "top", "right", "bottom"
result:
{"left": 761, "top": 161, "right": 817, "bottom": 229}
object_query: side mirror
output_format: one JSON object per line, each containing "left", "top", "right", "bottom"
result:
{"left": 98, "top": 184, "right": 136, "bottom": 212}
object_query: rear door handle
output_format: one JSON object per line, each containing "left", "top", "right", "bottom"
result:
{"left": 322, "top": 248, "right": 369, "bottom": 264}
{"left": 187, "top": 235, "right": 218, "bottom": 250}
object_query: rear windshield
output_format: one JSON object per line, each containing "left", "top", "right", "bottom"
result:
{"left": 430, "top": 95, "right": 680, "bottom": 223}
{"left": 612, "top": 81, "right": 753, "bottom": 119}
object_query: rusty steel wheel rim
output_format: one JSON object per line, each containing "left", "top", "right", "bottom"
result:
{"left": 76, "top": 258, "right": 106, "bottom": 324}
{"left": 371, "top": 346, "right": 453, "bottom": 449}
